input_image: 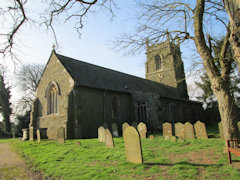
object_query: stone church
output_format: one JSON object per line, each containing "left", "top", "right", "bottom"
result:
{"left": 29, "top": 39, "right": 204, "bottom": 139}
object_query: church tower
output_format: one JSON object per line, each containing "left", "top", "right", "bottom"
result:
{"left": 145, "top": 38, "right": 189, "bottom": 99}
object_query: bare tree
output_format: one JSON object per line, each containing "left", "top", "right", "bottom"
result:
{"left": 224, "top": 0, "right": 240, "bottom": 69}
{"left": 0, "top": 0, "right": 116, "bottom": 62}
{"left": 115, "top": 0, "right": 239, "bottom": 140}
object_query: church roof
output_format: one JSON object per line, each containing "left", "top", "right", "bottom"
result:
{"left": 55, "top": 52, "right": 178, "bottom": 97}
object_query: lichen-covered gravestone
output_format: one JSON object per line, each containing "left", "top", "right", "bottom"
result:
{"left": 112, "top": 123, "right": 118, "bottom": 137}
{"left": 29, "top": 126, "right": 34, "bottom": 141}
{"left": 131, "top": 121, "right": 138, "bottom": 129}
{"left": 163, "top": 122, "right": 173, "bottom": 137}
{"left": 57, "top": 127, "right": 65, "bottom": 144}
{"left": 22, "top": 129, "right": 28, "bottom": 141}
{"left": 105, "top": 129, "right": 114, "bottom": 148}
{"left": 122, "top": 122, "right": 129, "bottom": 136}
{"left": 174, "top": 122, "right": 184, "bottom": 138}
{"left": 194, "top": 121, "right": 208, "bottom": 139}
{"left": 218, "top": 121, "right": 224, "bottom": 139}
{"left": 37, "top": 129, "right": 41, "bottom": 142}
{"left": 183, "top": 122, "right": 195, "bottom": 140}
{"left": 98, "top": 126, "right": 105, "bottom": 142}
{"left": 137, "top": 122, "right": 147, "bottom": 138}
{"left": 123, "top": 126, "right": 143, "bottom": 164}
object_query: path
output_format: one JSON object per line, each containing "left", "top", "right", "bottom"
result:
{"left": 0, "top": 142, "right": 43, "bottom": 180}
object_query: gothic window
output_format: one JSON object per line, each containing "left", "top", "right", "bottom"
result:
{"left": 155, "top": 54, "right": 161, "bottom": 70}
{"left": 46, "top": 82, "right": 59, "bottom": 114}
{"left": 112, "top": 96, "right": 119, "bottom": 119}
{"left": 137, "top": 102, "right": 147, "bottom": 123}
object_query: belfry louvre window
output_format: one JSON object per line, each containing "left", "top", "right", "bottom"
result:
{"left": 112, "top": 96, "right": 119, "bottom": 119}
{"left": 137, "top": 103, "right": 147, "bottom": 122}
{"left": 155, "top": 54, "right": 161, "bottom": 70}
{"left": 47, "top": 83, "right": 58, "bottom": 114}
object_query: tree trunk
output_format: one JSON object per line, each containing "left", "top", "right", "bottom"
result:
{"left": 194, "top": 0, "right": 240, "bottom": 141}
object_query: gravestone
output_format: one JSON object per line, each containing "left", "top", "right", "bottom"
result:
{"left": 112, "top": 123, "right": 119, "bottom": 137}
{"left": 105, "top": 129, "right": 114, "bottom": 148}
{"left": 149, "top": 135, "right": 154, "bottom": 140}
{"left": 194, "top": 121, "right": 208, "bottom": 139}
{"left": 29, "top": 126, "right": 34, "bottom": 141}
{"left": 175, "top": 122, "right": 184, "bottom": 138}
{"left": 170, "top": 136, "right": 176, "bottom": 142}
{"left": 131, "top": 121, "right": 138, "bottom": 129}
{"left": 184, "top": 122, "right": 195, "bottom": 140}
{"left": 122, "top": 122, "right": 129, "bottom": 136}
{"left": 57, "top": 127, "right": 65, "bottom": 144}
{"left": 218, "top": 121, "right": 224, "bottom": 139}
{"left": 12, "top": 131, "right": 15, "bottom": 139}
{"left": 137, "top": 122, "right": 147, "bottom": 138}
{"left": 163, "top": 122, "right": 173, "bottom": 137}
{"left": 123, "top": 126, "right": 143, "bottom": 164}
{"left": 98, "top": 126, "right": 106, "bottom": 142}
{"left": 22, "top": 129, "right": 28, "bottom": 141}
{"left": 37, "top": 129, "right": 41, "bottom": 142}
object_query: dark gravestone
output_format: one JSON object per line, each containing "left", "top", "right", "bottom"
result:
{"left": 122, "top": 122, "right": 129, "bottom": 136}
{"left": 174, "top": 122, "right": 184, "bottom": 138}
{"left": 57, "top": 127, "right": 65, "bottom": 144}
{"left": 194, "top": 121, "right": 208, "bottom": 139}
{"left": 112, "top": 123, "right": 118, "bottom": 137}
{"left": 183, "top": 122, "right": 195, "bottom": 140}
{"left": 163, "top": 122, "right": 173, "bottom": 137}
{"left": 123, "top": 126, "right": 143, "bottom": 164}
{"left": 98, "top": 126, "right": 105, "bottom": 142}
{"left": 218, "top": 121, "right": 224, "bottom": 139}
{"left": 137, "top": 122, "right": 147, "bottom": 138}
{"left": 105, "top": 129, "right": 114, "bottom": 148}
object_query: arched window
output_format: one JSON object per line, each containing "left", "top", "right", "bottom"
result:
{"left": 112, "top": 96, "right": 119, "bottom": 119}
{"left": 46, "top": 82, "right": 59, "bottom": 114}
{"left": 155, "top": 54, "right": 161, "bottom": 70}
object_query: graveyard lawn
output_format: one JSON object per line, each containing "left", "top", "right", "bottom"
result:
{"left": 10, "top": 137, "right": 240, "bottom": 180}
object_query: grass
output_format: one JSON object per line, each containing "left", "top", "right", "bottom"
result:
{"left": 8, "top": 132, "right": 240, "bottom": 180}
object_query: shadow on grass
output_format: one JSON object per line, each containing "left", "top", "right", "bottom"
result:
{"left": 144, "top": 161, "right": 224, "bottom": 167}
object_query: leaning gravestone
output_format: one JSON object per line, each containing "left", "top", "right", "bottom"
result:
{"left": 57, "top": 127, "right": 65, "bottom": 144}
{"left": 218, "top": 121, "right": 224, "bottom": 139}
{"left": 22, "top": 129, "right": 28, "bottom": 141}
{"left": 105, "top": 129, "right": 114, "bottom": 148}
{"left": 183, "top": 122, "right": 195, "bottom": 140}
{"left": 175, "top": 122, "right": 184, "bottom": 138}
{"left": 37, "top": 129, "right": 41, "bottom": 142}
{"left": 163, "top": 122, "right": 173, "bottom": 137}
{"left": 131, "top": 121, "right": 138, "bottom": 129}
{"left": 98, "top": 126, "right": 105, "bottom": 142}
{"left": 194, "top": 121, "right": 208, "bottom": 139}
{"left": 137, "top": 122, "right": 147, "bottom": 138}
{"left": 29, "top": 126, "right": 34, "bottom": 141}
{"left": 112, "top": 123, "right": 119, "bottom": 137}
{"left": 123, "top": 126, "right": 143, "bottom": 164}
{"left": 122, "top": 122, "right": 129, "bottom": 136}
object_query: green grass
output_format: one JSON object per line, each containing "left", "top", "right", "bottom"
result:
{"left": 0, "top": 138, "right": 16, "bottom": 143}
{"left": 8, "top": 135, "right": 240, "bottom": 180}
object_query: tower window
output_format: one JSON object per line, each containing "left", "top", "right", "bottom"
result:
{"left": 155, "top": 54, "right": 161, "bottom": 70}
{"left": 112, "top": 96, "right": 119, "bottom": 119}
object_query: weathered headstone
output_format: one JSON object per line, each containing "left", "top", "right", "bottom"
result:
{"left": 170, "top": 136, "right": 176, "bottom": 142}
{"left": 122, "top": 122, "right": 129, "bottom": 136}
{"left": 137, "top": 122, "right": 147, "bottom": 138}
{"left": 37, "top": 129, "right": 41, "bottom": 142}
{"left": 183, "top": 122, "right": 195, "bottom": 140}
{"left": 178, "top": 137, "right": 185, "bottom": 142}
{"left": 98, "top": 126, "right": 106, "bottom": 142}
{"left": 149, "top": 135, "right": 154, "bottom": 140}
{"left": 29, "top": 126, "right": 34, "bottom": 141}
{"left": 194, "top": 121, "right": 208, "bottom": 139}
{"left": 164, "top": 136, "right": 170, "bottom": 140}
{"left": 22, "top": 129, "right": 28, "bottom": 141}
{"left": 123, "top": 126, "right": 143, "bottom": 164}
{"left": 112, "top": 123, "right": 119, "bottom": 137}
{"left": 163, "top": 122, "right": 173, "bottom": 137}
{"left": 218, "top": 121, "right": 224, "bottom": 139}
{"left": 174, "top": 122, "right": 184, "bottom": 138}
{"left": 105, "top": 129, "right": 114, "bottom": 148}
{"left": 131, "top": 121, "right": 138, "bottom": 129}
{"left": 57, "top": 127, "right": 65, "bottom": 144}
